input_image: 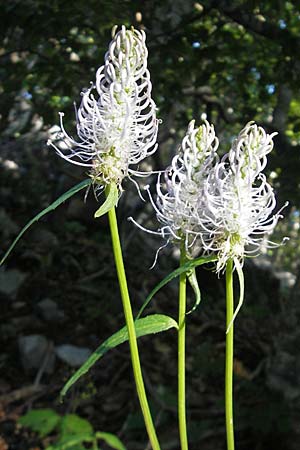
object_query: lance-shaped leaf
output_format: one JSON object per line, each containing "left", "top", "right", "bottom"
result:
{"left": 61, "top": 314, "right": 178, "bottom": 398}
{"left": 186, "top": 268, "right": 201, "bottom": 315}
{"left": 0, "top": 179, "right": 92, "bottom": 266}
{"left": 226, "top": 257, "right": 245, "bottom": 333}
{"left": 136, "top": 255, "right": 217, "bottom": 319}
{"left": 94, "top": 183, "right": 119, "bottom": 218}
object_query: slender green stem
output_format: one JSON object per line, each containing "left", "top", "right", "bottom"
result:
{"left": 225, "top": 259, "right": 235, "bottom": 450}
{"left": 178, "top": 246, "right": 188, "bottom": 450}
{"left": 107, "top": 205, "right": 161, "bottom": 450}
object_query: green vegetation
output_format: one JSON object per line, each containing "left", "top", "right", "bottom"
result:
{"left": 19, "top": 409, "right": 126, "bottom": 450}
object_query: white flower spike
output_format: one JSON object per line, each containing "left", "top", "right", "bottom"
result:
{"left": 48, "top": 26, "right": 158, "bottom": 193}
{"left": 200, "top": 122, "right": 288, "bottom": 274}
{"left": 129, "top": 119, "right": 219, "bottom": 264}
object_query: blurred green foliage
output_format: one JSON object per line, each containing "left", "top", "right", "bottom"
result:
{"left": 19, "top": 409, "right": 126, "bottom": 450}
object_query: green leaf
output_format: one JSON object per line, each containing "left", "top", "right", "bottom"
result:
{"left": 0, "top": 179, "right": 91, "bottom": 266}
{"left": 18, "top": 408, "right": 61, "bottom": 437}
{"left": 60, "top": 414, "right": 93, "bottom": 437}
{"left": 94, "top": 183, "right": 118, "bottom": 218}
{"left": 136, "top": 255, "right": 217, "bottom": 319}
{"left": 57, "top": 434, "right": 94, "bottom": 450}
{"left": 226, "top": 257, "right": 245, "bottom": 333}
{"left": 61, "top": 314, "right": 178, "bottom": 398}
{"left": 95, "top": 431, "right": 127, "bottom": 450}
{"left": 186, "top": 268, "right": 201, "bottom": 314}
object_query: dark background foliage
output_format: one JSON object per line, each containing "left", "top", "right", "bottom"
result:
{"left": 1, "top": 1, "right": 300, "bottom": 449}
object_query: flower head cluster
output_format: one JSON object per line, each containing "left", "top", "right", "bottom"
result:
{"left": 130, "top": 120, "right": 219, "bottom": 261}
{"left": 48, "top": 26, "right": 158, "bottom": 193}
{"left": 132, "top": 120, "right": 286, "bottom": 272}
{"left": 198, "top": 122, "right": 287, "bottom": 272}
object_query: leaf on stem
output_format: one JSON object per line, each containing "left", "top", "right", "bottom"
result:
{"left": 226, "top": 257, "right": 245, "bottom": 333}
{"left": 0, "top": 179, "right": 92, "bottom": 266}
{"left": 61, "top": 314, "right": 178, "bottom": 398}
{"left": 186, "top": 268, "right": 201, "bottom": 314}
{"left": 94, "top": 183, "right": 119, "bottom": 218}
{"left": 136, "top": 255, "right": 217, "bottom": 319}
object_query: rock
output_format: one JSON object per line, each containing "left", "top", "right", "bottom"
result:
{"left": 36, "top": 298, "right": 65, "bottom": 322}
{"left": 55, "top": 344, "right": 92, "bottom": 367}
{"left": 18, "top": 335, "right": 55, "bottom": 373}
{"left": 0, "top": 267, "right": 27, "bottom": 299}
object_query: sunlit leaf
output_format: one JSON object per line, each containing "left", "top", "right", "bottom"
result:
{"left": 226, "top": 257, "right": 245, "bottom": 333}
{"left": 136, "top": 255, "right": 217, "bottom": 319}
{"left": 186, "top": 268, "right": 201, "bottom": 314}
{"left": 60, "top": 414, "right": 93, "bottom": 437}
{"left": 61, "top": 314, "right": 178, "bottom": 398}
{"left": 0, "top": 179, "right": 91, "bottom": 266}
{"left": 94, "top": 183, "right": 118, "bottom": 218}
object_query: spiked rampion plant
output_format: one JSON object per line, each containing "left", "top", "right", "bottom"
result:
{"left": 48, "top": 25, "right": 161, "bottom": 450}
{"left": 199, "top": 122, "right": 287, "bottom": 450}
{"left": 1, "top": 26, "right": 288, "bottom": 449}
{"left": 130, "top": 119, "right": 219, "bottom": 450}
{"left": 131, "top": 120, "right": 287, "bottom": 450}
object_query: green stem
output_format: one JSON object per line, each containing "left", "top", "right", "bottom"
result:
{"left": 225, "top": 259, "right": 235, "bottom": 450}
{"left": 178, "top": 246, "right": 188, "bottom": 450}
{"left": 107, "top": 205, "right": 161, "bottom": 450}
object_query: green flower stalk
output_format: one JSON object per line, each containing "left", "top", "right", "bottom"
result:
{"left": 199, "top": 122, "right": 288, "bottom": 449}
{"left": 178, "top": 245, "right": 188, "bottom": 450}
{"left": 225, "top": 259, "right": 234, "bottom": 450}
{"left": 49, "top": 25, "right": 161, "bottom": 449}
{"left": 107, "top": 203, "right": 160, "bottom": 450}
{"left": 131, "top": 120, "right": 287, "bottom": 449}
{"left": 130, "top": 119, "right": 219, "bottom": 449}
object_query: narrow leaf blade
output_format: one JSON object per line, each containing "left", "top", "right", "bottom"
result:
{"left": 94, "top": 183, "right": 118, "bottom": 218}
{"left": 61, "top": 314, "right": 178, "bottom": 398}
{"left": 0, "top": 179, "right": 91, "bottom": 266}
{"left": 136, "top": 255, "right": 217, "bottom": 319}
{"left": 186, "top": 268, "right": 201, "bottom": 315}
{"left": 226, "top": 258, "right": 245, "bottom": 333}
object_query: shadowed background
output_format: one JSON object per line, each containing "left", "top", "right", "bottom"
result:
{"left": 1, "top": 1, "right": 300, "bottom": 449}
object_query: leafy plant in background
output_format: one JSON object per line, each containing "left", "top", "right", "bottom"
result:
{"left": 1, "top": 23, "right": 287, "bottom": 450}
{"left": 19, "top": 408, "right": 126, "bottom": 450}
